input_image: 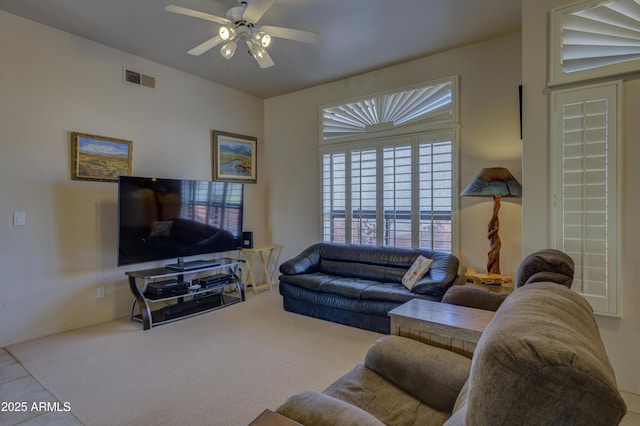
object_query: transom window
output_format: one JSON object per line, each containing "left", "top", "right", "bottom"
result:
{"left": 321, "top": 77, "right": 457, "bottom": 142}
{"left": 551, "top": 0, "right": 640, "bottom": 86}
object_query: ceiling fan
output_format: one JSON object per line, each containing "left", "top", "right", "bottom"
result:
{"left": 165, "top": 0, "right": 318, "bottom": 69}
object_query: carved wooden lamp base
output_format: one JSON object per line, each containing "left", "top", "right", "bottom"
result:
{"left": 486, "top": 195, "right": 502, "bottom": 275}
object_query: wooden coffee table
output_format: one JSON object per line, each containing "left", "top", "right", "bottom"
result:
{"left": 388, "top": 299, "right": 495, "bottom": 358}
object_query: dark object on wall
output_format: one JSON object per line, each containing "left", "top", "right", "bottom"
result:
{"left": 519, "top": 84, "right": 523, "bottom": 140}
{"left": 242, "top": 231, "right": 254, "bottom": 249}
{"left": 117, "top": 176, "right": 244, "bottom": 266}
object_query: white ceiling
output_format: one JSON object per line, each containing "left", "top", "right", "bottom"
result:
{"left": 0, "top": 0, "right": 522, "bottom": 99}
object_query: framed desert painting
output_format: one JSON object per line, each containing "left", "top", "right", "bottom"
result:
{"left": 71, "top": 132, "right": 132, "bottom": 182}
{"left": 211, "top": 130, "right": 257, "bottom": 183}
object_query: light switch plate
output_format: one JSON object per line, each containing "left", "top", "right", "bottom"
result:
{"left": 13, "top": 211, "right": 26, "bottom": 226}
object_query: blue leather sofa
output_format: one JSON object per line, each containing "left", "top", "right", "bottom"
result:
{"left": 278, "top": 243, "right": 460, "bottom": 333}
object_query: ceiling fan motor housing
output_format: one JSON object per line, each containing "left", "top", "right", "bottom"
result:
{"left": 227, "top": 5, "right": 248, "bottom": 24}
{"left": 227, "top": 5, "right": 254, "bottom": 39}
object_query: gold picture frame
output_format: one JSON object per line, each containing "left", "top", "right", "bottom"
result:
{"left": 211, "top": 130, "right": 257, "bottom": 183}
{"left": 71, "top": 132, "right": 132, "bottom": 182}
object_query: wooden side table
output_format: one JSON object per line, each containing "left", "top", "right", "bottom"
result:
{"left": 388, "top": 299, "right": 495, "bottom": 358}
{"left": 241, "top": 245, "right": 282, "bottom": 294}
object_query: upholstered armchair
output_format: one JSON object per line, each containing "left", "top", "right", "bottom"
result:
{"left": 276, "top": 280, "right": 627, "bottom": 425}
{"left": 441, "top": 248, "right": 575, "bottom": 311}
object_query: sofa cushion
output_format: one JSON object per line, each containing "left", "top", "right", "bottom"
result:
{"left": 276, "top": 391, "right": 384, "bottom": 426}
{"left": 279, "top": 282, "right": 421, "bottom": 316}
{"left": 364, "top": 336, "right": 471, "bottom": 412}
{"left": 280, "top": 273, "right": 442, "bottom": 304}
{"left": 319, "top": 258, "right": 406, "bottom": 284}
{"left": 462, "top": 282, "right": 627, "bottom": 425}
{"left": 441, "top": 285, "right": 507, "bottom": 311}
{"left": 324, "top": 364, "right": 451, "bottom": 426}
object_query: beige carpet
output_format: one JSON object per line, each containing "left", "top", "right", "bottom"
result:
{"left": 7, "top": 286, "right": 382, "bottom": 425}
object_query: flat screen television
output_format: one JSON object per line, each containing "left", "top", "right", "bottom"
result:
{"left": 117, "top": 176, "right": 244, "bottom": 268}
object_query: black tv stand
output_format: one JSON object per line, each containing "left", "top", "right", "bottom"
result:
{"left": 165, "top": 258, "right": 221, "bottom": 271}
{"left": 126, "top": 258, "right": 244, "bottom": 330}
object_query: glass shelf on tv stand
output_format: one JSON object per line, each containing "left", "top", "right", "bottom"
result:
{"left": 126, "top": 257, "right": 245, "bottom": 330}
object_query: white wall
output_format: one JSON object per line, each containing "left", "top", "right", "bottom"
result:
{"left": 0, "top": 11, "right": 265, "bottom": 347}
{"left": 522, "top": 0, "right": 640, "bottom": 394}
{"left": 265, "top": 33, "right": 523, "bottom": 275}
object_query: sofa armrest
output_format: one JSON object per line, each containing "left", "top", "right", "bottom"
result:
{"left": 276, "top": 391, "right": 385, "bottom": 426}
{"left": 515, "top": 248, "right": 574, "bottom": 288}
{"left": 279, "top": 244, "right": 321, "bottom": 275}
{"left": 441, "top": 286, "right": 507, "bottom": 311}
{"left": 412, "top": 251, "right": 460, "bottom": 293}
{"left": 364, "top": 335, "right": 471, "bottom": 412}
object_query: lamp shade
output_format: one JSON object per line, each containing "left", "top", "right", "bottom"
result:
{"left": 460, "top": 167, "right": 522, "bottom": 198}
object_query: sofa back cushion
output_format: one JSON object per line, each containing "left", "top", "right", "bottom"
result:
{"left": 365, "top": 336, "right": 471, "bottom": 413}
{"left": 318, "top": 245, "right": 409, "bottom": 283}
{"left": 317, "top": 243, "right": 458, "bottom": 290}
{"left": 451, "top": 282, "right": 626, "bottom": 425}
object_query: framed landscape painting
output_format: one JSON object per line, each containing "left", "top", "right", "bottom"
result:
{"left": 212, "top": 130, "right": 257, "bottom": 183}
{"left": 71, "top": 132, "right": 132, "bottom": 182}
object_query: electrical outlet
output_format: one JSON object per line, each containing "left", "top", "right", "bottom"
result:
{"left": 97, "top": 287, "right": 105, "bottom": 299}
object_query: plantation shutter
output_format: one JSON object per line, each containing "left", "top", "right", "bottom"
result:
{"left": 351, "top": 148, "right": 377, "bottom": 245}
{"left": 321, "top": 77, "right": 457, "bottom": 142}
{"left": 551, "top": 0, "right": 640, "bottom": 86}
{"left": 320, "top": 131, "right": 455, "bottom": 252}
{"left": 382, "top": 140, "right": 412, "bottom": 247}
{"left": 322, "top": 151, "right": 346, "bottom": 242}
{"left": 551, "top": 82, "right": 620, "bottom": 315}
{"left": 419, "top": 139, "right": 453, "bottom": 250}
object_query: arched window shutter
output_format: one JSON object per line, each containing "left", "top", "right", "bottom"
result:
{"left": 321, "top": 77, "right": 457, "bottom": 142}
{"left": 551, "top": 0, "right": 640, "bottom": 85}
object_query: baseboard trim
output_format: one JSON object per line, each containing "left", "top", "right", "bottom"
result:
{"left": 620, "top": 391, "right": 640, "bottom": 414}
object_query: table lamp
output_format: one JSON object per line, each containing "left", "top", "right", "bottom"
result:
{"left": 460, "top": 167, "right": 522, "bottom": 275}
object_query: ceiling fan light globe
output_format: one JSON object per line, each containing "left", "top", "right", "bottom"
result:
{"left": 254, "top": 31, "right": 271, "bottom": 48}
{"left": 250, "top": 43, "right": 266, "bottom": 60}
{"left": 219, "top": 26, "right": 235, "bottom": 41}
{"left": 221, "top": 41, "right": 237, "bottom": 59}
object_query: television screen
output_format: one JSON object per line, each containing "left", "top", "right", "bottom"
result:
{"left": 117, "top": 176, "right": 244, "bottom": 267}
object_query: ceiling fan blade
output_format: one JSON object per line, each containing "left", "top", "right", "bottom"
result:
{"left": 165, "top": 5, "right": 231, "bottom": 26}
{"left": 259, "top": 25, "right": 318, "bottom": 44}
{"left": 188, "top": 36, "right": 223, "bottom": 56}
{"left": 246, "top": 40, "right": 275, "bottom": 69}
{"left": 242, "top": 0, "right": 275, "bottom": 23}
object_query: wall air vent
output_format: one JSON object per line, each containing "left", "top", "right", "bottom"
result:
{"left": 123, "top": 68, "right": 156, "bottom": 89}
